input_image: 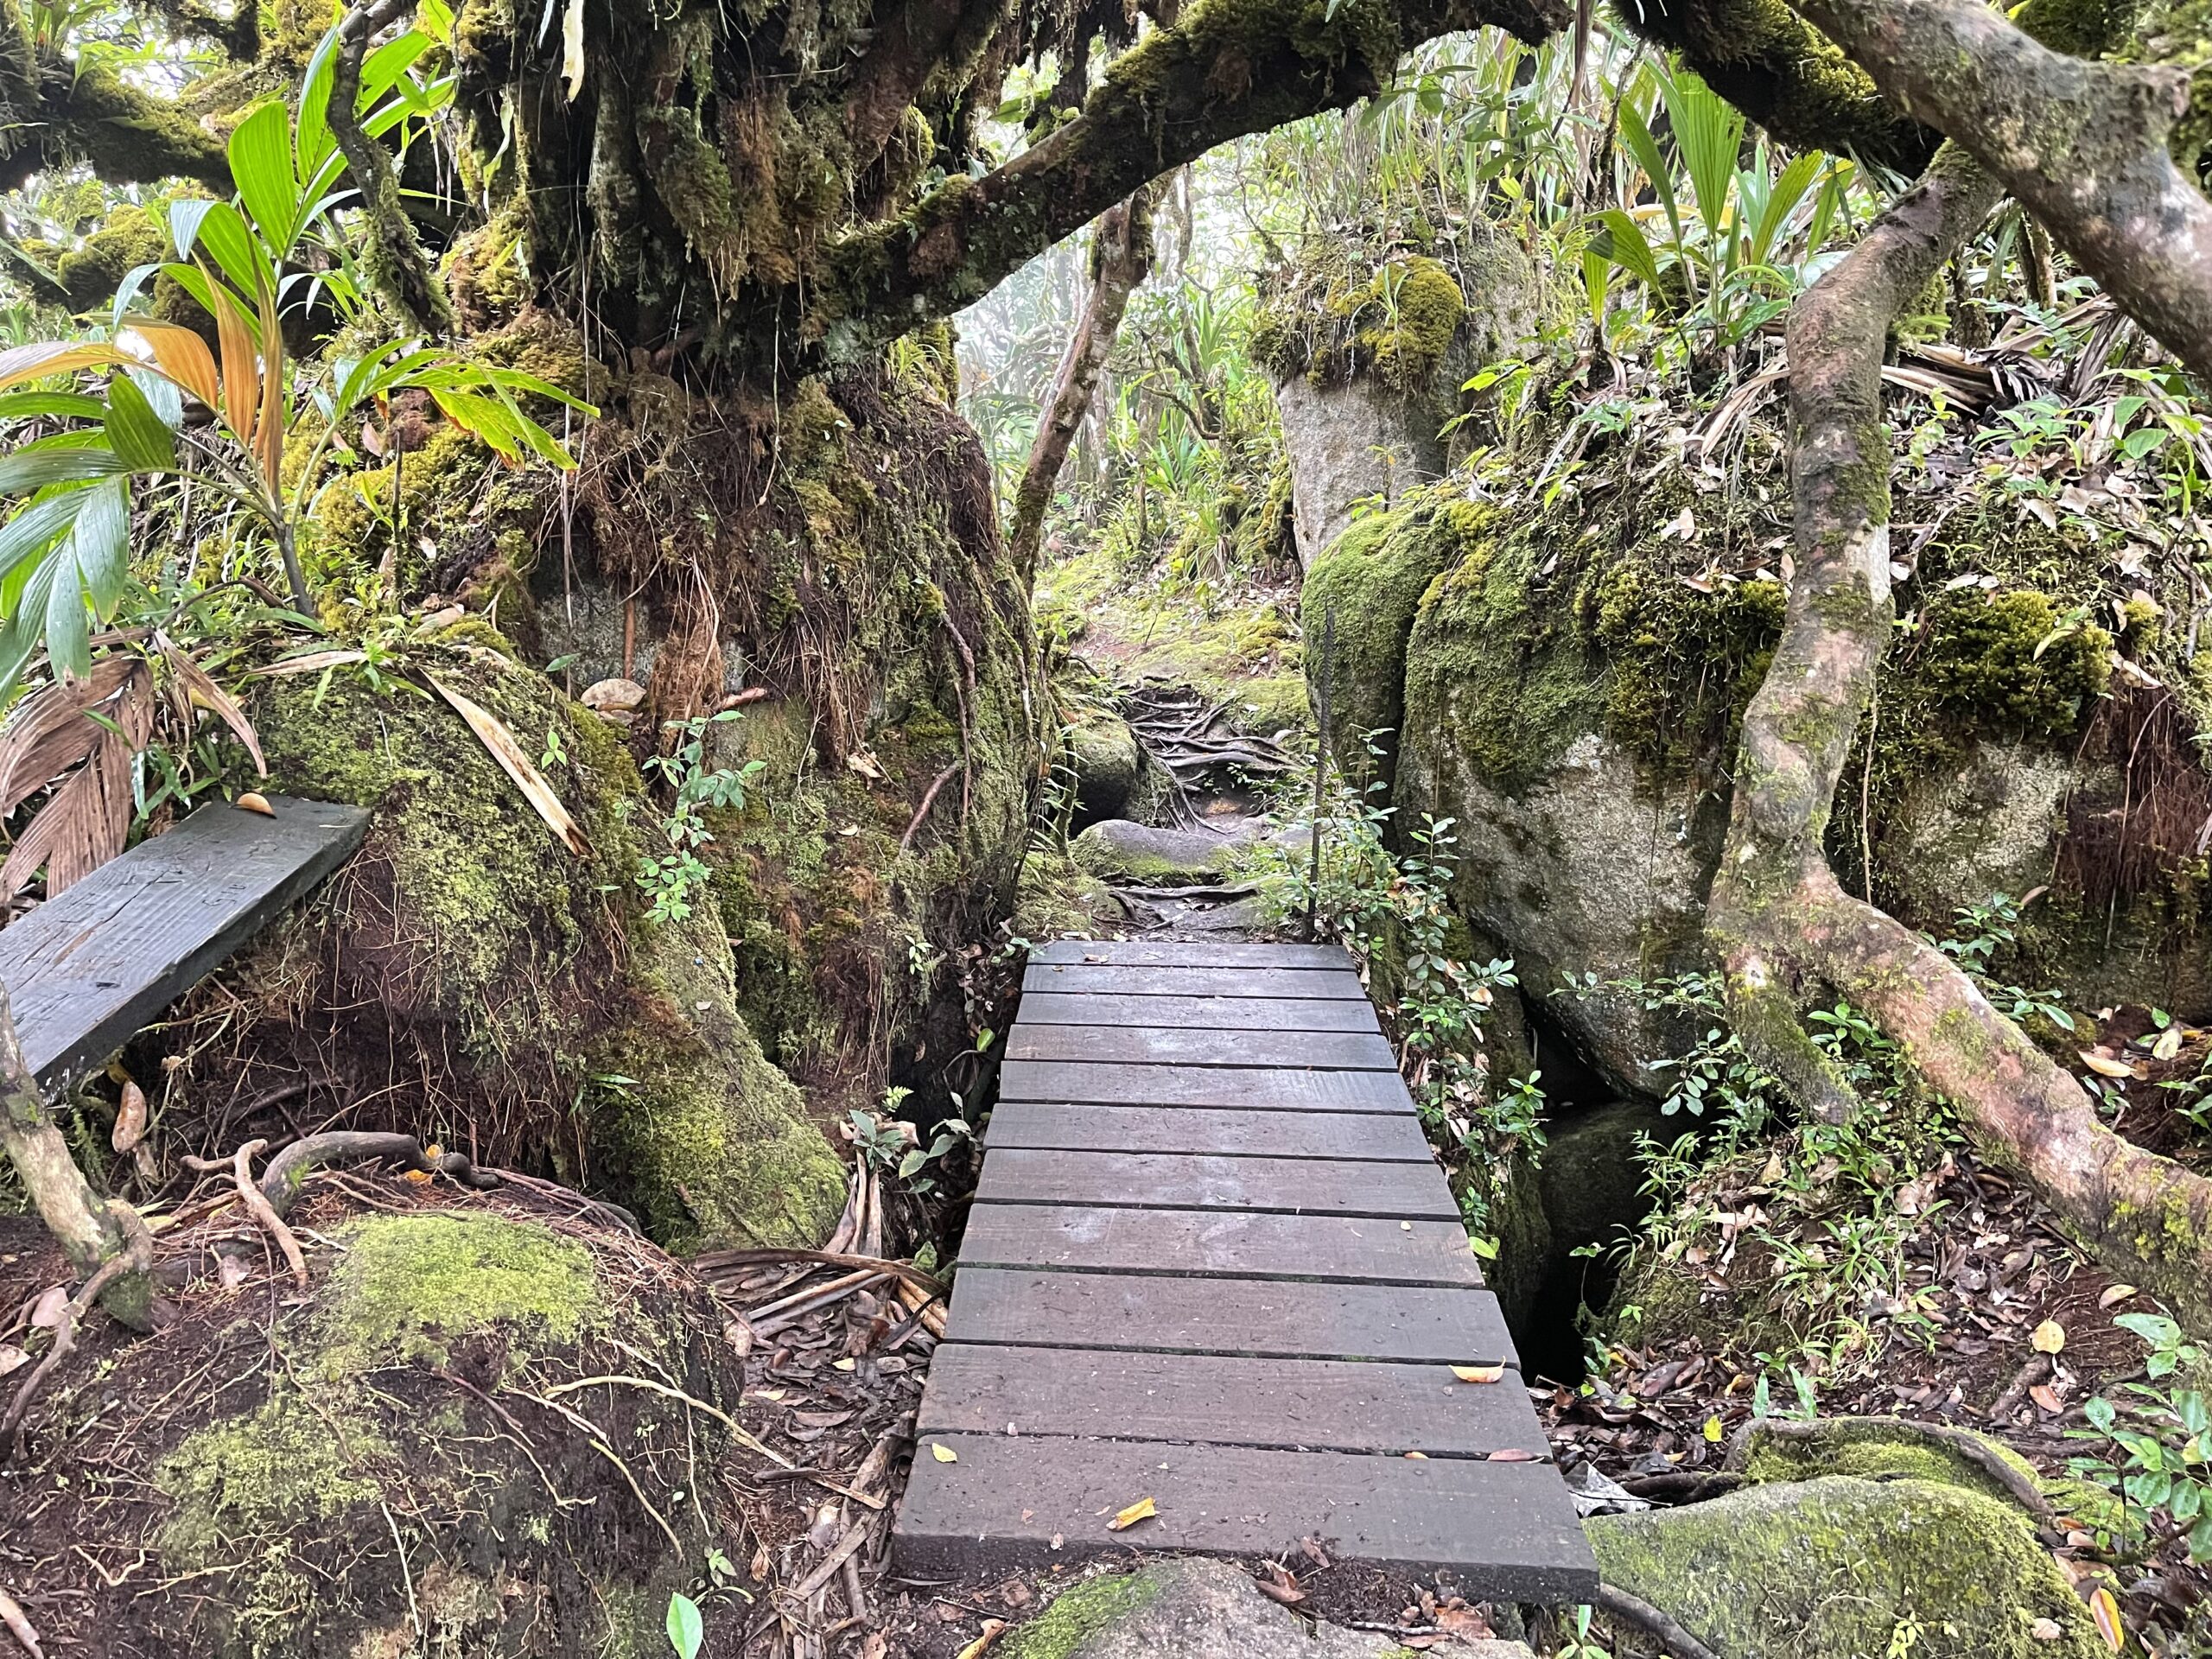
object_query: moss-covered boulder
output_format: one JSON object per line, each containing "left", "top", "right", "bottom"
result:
{"left": 1072, "top": 819, "right": 1248, "bottom": 885}
{"left": 1587, "top": 1476, "right": 2104, "bottom": 1658}
{"left": 1069, "top": 707, "right": 1143, "bottom": 825}
{"left": 194, "top": 625, "right": 844, "bottom": 1250}
{"left": 52, "top": 1204, "right": 738, "bottom": 1657}
{"left": 1309, "top": 411, "right": 2208, "bottom": 1093}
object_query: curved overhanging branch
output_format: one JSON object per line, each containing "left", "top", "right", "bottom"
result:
{"left": 1788, "top": 0, "right": 2212, "bottom": 381}
{"left": 814, "top": 0, "right": 1572, "bottom": 349}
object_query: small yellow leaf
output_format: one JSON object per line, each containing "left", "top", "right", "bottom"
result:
{"left": 1703, "top": 1415, "right": 1724, "bottom": 1443}
{"left": 423, "top": 1143, "right": 442, "bottom": 1160}
{"left": 2090, "top": 1584, "right": 2124, "bottom": 1652}
{"left": 930, "top": 1442, "right": 958, "bottom": 1463}
{"left": 236, "top": 791, "right": 276, "bottom": 817}
{"left": 1106, "top": 1496, "right": 1156, "bottom": 1531}
{"left": 2080, "top": 1050, "right": 2140, "bottom": 1079}
{"left": 1452, "top": 1364, "right": 1506, "bottom": 1384}
{"left": 954, "top": 1619, "right": 1007, "bottom": 1659}
{"left": 1404, "top": 1450, "right": 1428, "bottom": 1459}
{"left": 402, "top": 1167, "right": 434, "bottom": 1184}
{"left": 2099, "top": 1283, "right": 2138, "bottom": 1309}
{"left": 2031, "top": 1319, "right": 2067, "bottom": 1355}
{"left": 834, "top": 1357, "right": 856, "bottom": 1371}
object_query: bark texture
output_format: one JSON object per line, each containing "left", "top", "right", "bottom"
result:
{"left": 1794, "top": 0, "right": 2212, "bottom": 380}
{"left": 1007, "top": 188, "right": 1156, "bottom": 579}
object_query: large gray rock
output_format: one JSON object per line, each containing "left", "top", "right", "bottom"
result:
{"left": 999, "top": 1560, "right": 1534, "bottom": 1659}
{"left": 1067, "top": 709, "right": 1142, "bottom": 826}
{"left": 1072, "top": 819, "right": 1250, "bottom": 885}
{"left": 1275, "top": 373, "right": 1448, "bottom": 571}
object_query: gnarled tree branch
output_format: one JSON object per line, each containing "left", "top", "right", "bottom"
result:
{"left": 1790, "top": 0, "right": 2212, "bottom": 381}
{"left": 815, "top": 0, "right": 1572, "bottom": 348}
{"left": 847, "top": 0, "right": 1014, "bottom": 167}
{"left": 328, "top": 0, "right": 453, "bottom": 335}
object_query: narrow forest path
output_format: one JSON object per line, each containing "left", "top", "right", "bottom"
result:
{"left": 893, "top": 938, "right": 1597, "bottom": 1597}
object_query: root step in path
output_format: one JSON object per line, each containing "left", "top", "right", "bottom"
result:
{"left": 893, "top": 938, "right": 1598, "bottom": 1599}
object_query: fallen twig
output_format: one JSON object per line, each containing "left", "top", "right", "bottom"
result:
{"left": 228, "top": 1140, "right": 307, "bottom": 1287}
{"left": 899, "top": 763, "right": 961, "bottom": 853}
{"left": 0, "top": 1586, "right": 41, "bottom": 1657}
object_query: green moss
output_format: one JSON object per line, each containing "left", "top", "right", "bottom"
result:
{"left": 1001, "top": 1572, "right": 1165, "bottom": 1659}
{"left": 1915, "top": 589, "right": 2110, "bottom": 732}
{"left": 1303, "top": 502, "right": 1454, "bottom": 785}
{"left": 1349, "top": 256, "right": 1465, "bottom": 391}
{"left": 159, "top": 1395, "right": 385, "bottom": 1561}
{"left": 1015, "top": 848, "right": 1116, "bottom": 938}
{"left": 1738, "top": 1418, "right": 2045, "bottom": 1509}
{"left": 321, "top": 1212, "right": 601, "bottom": 1372}
{"left": 1588, "top": 1476, "right": 2105, "bottom": 1658}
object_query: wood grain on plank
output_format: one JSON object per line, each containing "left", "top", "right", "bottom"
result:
{"left": 977, "top": 1147, "right": 1459, "bottom": 1217}
{"left": 1017, "top": 991, "right": 1380, "bottom": 1033}
{"left": 998, "top": 1059, "right": 1415, "bottom": 1112}
{"left": 894, "top": 1433, "right": 1597, "bottom": 1599}
{"left": 0, "top": 796, "right": 370, "bottom": 1087}
{"left": 1007, "top": 1023, "right": 1395, "bottom": 1069}
{"left": 1030, "top": 939, "right": 1354, "bottom": 969}
{"left": 959, "top": 1202, "right": 1483, "bottom": 1284}
{"left": 944, "top": 1268, "right": 1515, "bottom": 1364}
{"left": 986, "top": 1102, "right": 1432, "bottom": 1160}
{"left": 957, "top": 1203, "right": 1484, "bottom": 1286}
{"left": 1023, "top": 963, "right": 1368, "bottom": 999}
{"left": 918, "top": 1344, "right": 1549, "bottom": 1455}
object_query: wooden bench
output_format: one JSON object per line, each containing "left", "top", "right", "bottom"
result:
{"left": 893, "top": 938, "right": 1599, "bottom": 1600}
{"left": 0, "top": 795, "right": 370, "bottom": 1090}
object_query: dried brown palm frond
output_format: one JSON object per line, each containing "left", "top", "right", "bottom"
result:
{"left": 0, "top": 659, "right": 155, "bottom": 899}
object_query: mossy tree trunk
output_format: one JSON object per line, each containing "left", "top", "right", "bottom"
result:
{"left": 1712, "top": 4, "right": 2212, "bottom": 1322}
{"left": 1007, "top": 187, "right": 1157, "bottom": 580}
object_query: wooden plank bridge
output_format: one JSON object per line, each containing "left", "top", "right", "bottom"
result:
{"left": 894, "top": 938, "right": 1598, "bottom": 1600}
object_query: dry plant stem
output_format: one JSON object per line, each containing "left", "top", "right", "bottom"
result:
{"left": 1712, "top": 131, "right": 2212, "bottom": 1319}
{"left": 1789, "top": 0, "right": 2212, "bottom": 382}
{"left": 229, "top": 1139, "right": 308, "bottom": 1287}
{"left": 0, "top": 991, "right": 150, "bottom": 1330}
{"left": 1593, "top": 1586, "right": 1721, "bottom": 1659}
{"left": 1007, "top": 187, "right": 1157, "bottom": 579}
{"left": 1, "top": 1210, "right": 151, "bottom": 1456}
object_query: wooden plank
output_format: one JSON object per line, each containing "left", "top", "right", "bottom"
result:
{"left": 0, "top": 795, "right": 371, "bottom": 1088}
{"left": 986, "top": 1103, "right": 1431, "bottom": 1161}
{"left": 944, "top": 1268, "right": 1514, "bottom": 1364}
{"left": 977, "top": 1149, "right": 1459, "bottom": 1218}
{"left": 1029, "top": 939, "right": 1354, "bottom": 969}
{"left": 1007, "top": 1024, "right": 1395, "bottom": 1069}
{"left": 1023, "top": 963, "right": 1368, "bottom": 999}
{"left": 894, "top": 1433, "right": 1598, "bottom": 1599}
{"left": 999, "top": 1059, "right": 1414, "bottom": 1113}
{"left": 1018, "top": 991, "right": 1379, "bottom": 1033}
{"left": 958, "top": 1204, "right": 1484, "bottom": 1286}
{"left": 917, "top": 1345, "right": 1548, "bottom": 1456}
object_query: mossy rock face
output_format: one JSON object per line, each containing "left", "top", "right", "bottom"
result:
{"left": 998, "top": 1560, "right": 1487, "bottom": 1657}
{"left": 1015, "top": 847, "right": 1119, "bottom": 938}
{"left": 1301, "top": 501, "right": 1455, "bottom": 794}
{"left": 1072, "top": 819, "right": 1247, "bottom": 885}
{"left": 1587, "top": 1475, "right": 2105, "bottom": 1659}
{"left": 1068, "top": 708, "right": 1142, "bottom": 826}
{"left": 199, "top": 626, "right": 843, "bottom": 1250}
{"left": 111, "top": 1205, "right": 733, "bottom": 1657}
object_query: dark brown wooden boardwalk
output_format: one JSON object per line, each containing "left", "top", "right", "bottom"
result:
{"left": 893, "top": 938, "right": 1598, "bottom": 1599}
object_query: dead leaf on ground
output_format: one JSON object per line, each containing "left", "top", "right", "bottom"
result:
{"left": 235, "top": 791, "right": 276, "bottom": 817}
{"left": 28, "top": 1287, "right": 67, "bottom": 1328}
{"left": 0, "top": 658, "right": 153, "bottom": 899}
{"left": 423, "top": 671, "right": 592, "bottom": 857}
{"left": 111, "top": 1080, "right": 147, "bottom": 1154}
{"left": 2090, "top": 1584, "right": 2125, "bottom": 1651}
{"left": 0, "top": 1344, "right": 26, "bottom": 1376}
{"left": 1452, "top": 1364, "right": 1506, "bottom": 1383}
{"left": 2031, "top": 1319, "right": 2067, "bottom": 1355}
{"left": 2099, "top": 1283, "right": 2137, "bottom": 1308}
{"left": 1105, "top": 1496, "right": 1156, "bottom": 1531}
{"left": 246, "top": 648, "right": 371, "bottom": 677}
{"left": 2029, "top": 1383, "right": 2064, "bottom": 1414}
{"left": 2152, "top": 1025, "right": 2184, "bottom": 1061}
{"left": 2079, "top": 1051, "right": 2141, "bottom": 1079}
{"left": 161, "top": 639, "right": 264, "bottom": 775}
{"left": 929, "top": 1442, "right": 959, "bottom": 1463}
{"left": 954, "top": 1620, "right": 1007, "bottom": 1659}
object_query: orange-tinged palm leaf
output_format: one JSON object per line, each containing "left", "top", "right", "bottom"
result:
{"left": 160, "top": 639, "right": 265, "bottom": 776}
{"left": 254, "top": 277, "right": 283, "bottom": 493}
{"left": 124, "top": 321, "right": 219, "bottom": 410}
{"left": 0, "top": 342, "right": 129, "bottom": 393}
{"left": 208, "top": 281, "right": 260, "bottom": 452}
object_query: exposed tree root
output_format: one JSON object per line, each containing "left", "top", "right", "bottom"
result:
{"left": 1713, "top": 65, "right": 2212, "bottom": 1322}
{"left": 253, "top": 1130, "right": 502, "bottom": 1217}
{"left": 192, "top": 1139, "right": 308, "bottom": 1287}
{"left": 1594, "top": 1585, "right": 1722, "bottom": 1659}
{"left": 0, "top": 1206, "right": 151, "bottom": 1458}
{"left": 1720, "top": 1415, "right": 2052, "bottom": 1518}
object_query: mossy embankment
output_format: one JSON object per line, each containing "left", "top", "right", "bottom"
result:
{"left": 186, "top": 314, "right": 1039, "bottom": 1252}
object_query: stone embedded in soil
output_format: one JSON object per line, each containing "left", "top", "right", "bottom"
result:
{"left": 1071, "top": 819, "right": 1255, "bottom": 886}
{"left": 1068, "top": 709, "right": 1143, "bottom": 825}
{"left": 995, "top": 1559, "right": 1534, "bottom": 1658}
